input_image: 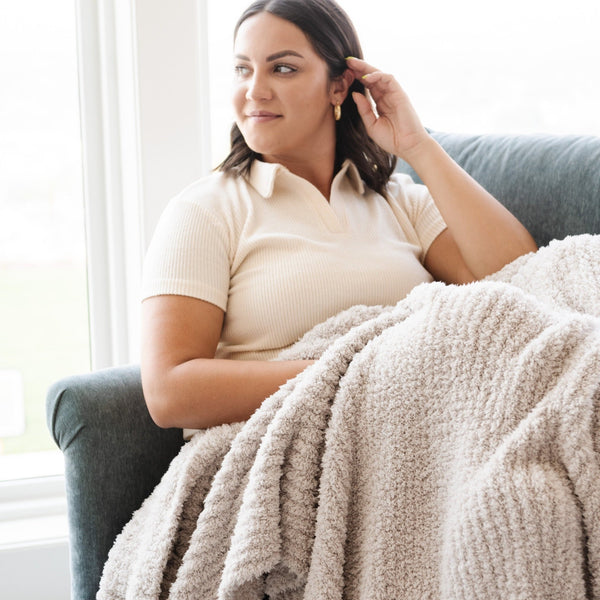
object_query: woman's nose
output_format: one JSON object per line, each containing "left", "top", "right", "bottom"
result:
{"left": 246, "top": 72, "right": 272, "bottom": 101}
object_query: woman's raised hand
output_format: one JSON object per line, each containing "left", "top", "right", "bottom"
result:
{"left": 346, "top": 57, "right": 431, "bottom": 161}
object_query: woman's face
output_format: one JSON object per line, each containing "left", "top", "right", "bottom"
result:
{"left": 232, "top": 12, "right": 338, "bottom": 166}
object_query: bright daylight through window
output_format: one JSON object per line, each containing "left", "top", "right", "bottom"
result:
{"left": 0, "top": 1, "right": 90, "bottom": 481}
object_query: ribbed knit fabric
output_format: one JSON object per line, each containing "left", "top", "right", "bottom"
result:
{"left": 142, "top": 159, "right": 446, "bottom": 362}
{"left": 99, "top": 235, "right": 600, "bottom": 599}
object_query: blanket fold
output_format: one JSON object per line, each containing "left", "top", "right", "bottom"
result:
{"left": 98, "top": 235, "right": 600, "bottom": 600}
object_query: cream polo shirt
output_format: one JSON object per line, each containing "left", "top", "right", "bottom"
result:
{"left": 142, "top": 159, "right": 447, "bottom": 361}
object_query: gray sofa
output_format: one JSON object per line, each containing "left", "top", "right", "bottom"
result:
{"left": 46, "top": 131, "right": 600, "bottom": 600}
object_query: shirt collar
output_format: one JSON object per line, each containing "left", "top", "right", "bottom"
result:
{"left": 246, "top": 158, "right": 365, "bottom": 198}
{"left": 340, "top": 159, "right": 365, "bottom": 195}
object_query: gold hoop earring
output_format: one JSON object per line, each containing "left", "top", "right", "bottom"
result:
{"left": 334, "top": 103, "right": 342, "bottom": 121}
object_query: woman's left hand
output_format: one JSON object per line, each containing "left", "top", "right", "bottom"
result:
{"left": 346, "top": 57, "right": 430, "bottom": 161}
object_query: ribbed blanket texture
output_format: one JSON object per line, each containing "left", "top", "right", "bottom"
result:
{"left": 98, "top": 235, "right": 600, "bottom": 599}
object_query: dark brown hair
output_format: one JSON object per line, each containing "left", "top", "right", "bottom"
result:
{"left": 217, "top": 0, "right": 397, "bottom": 196}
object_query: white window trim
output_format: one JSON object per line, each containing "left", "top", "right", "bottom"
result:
{"left": 80, "top": 0, "right": 212, "bottom": 369}
{"left": 1, "top": 1, "right": 211, "bottom": 596}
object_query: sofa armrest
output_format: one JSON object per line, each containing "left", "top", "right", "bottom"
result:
{"left": 46, "top": 365, "right": 184, "bottom": 600}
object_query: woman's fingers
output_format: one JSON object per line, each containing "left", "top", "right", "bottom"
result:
{"left": 345, "top": 56, "right": 378, "bottom": 78}
{"left": 345, "top": 56, "right": 428, "bottom": 158}
{"left": 351, "top": 91, "right": 377, "bottom": 129}
{"left": 346, "top": 57, "right": 402, "bottom": 105}
{"left": 346, "top": 57, "right": 395, "bottom": 88}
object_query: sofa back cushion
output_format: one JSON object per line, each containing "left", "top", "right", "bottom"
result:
{"left": 395, "top": 132, "right": 600, "bottom": 248}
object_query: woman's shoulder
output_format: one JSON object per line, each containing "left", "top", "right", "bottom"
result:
{"left": 158, "top": 171, "right": 255, "bottom": 240}
{"left": 383, "top": 172, "right": 446, "bottom": 248}
{"left": 384, "top": 172, "right": 434, "bottom": 214}
{"left": 172, "top": 170, "right": 245, "bottom": 211}
{"left": 386, "top": 171, "right": 427, "bottom": 194}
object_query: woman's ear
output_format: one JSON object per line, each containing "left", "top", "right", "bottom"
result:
{"left": 330, "top": 68, "right": 355, "bottom": 106}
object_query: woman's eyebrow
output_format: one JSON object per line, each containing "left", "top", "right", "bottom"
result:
{"left": 234, "top": 50, "right": 305, "bottom": 62}
{"left": 266, "top": 50, "right": 304, "bottom": 61}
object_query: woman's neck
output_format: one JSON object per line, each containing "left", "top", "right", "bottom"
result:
{"left": 262, "top": 149, "right": 336, "bottom": 201}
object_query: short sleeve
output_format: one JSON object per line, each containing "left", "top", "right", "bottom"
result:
{"left": 141, "top": 192, "right": 231, "bottom": 311}
{"left": 386, "top": 173, "right": 447, "bottom": 258}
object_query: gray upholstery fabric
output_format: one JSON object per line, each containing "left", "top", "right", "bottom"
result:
{"left": 47, "top": 132, "right": 600, "bottom": 600}
{"left": 46, "top": 366, "right": 184, "bottom": 600}
{"left": 396, "top": 132, "right": 600, "bottom": 246}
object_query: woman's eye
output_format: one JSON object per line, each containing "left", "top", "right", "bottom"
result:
{"left": 234, "top": 65, "right": 250, "bottom": 77}
{"left": 274, "top": 64, "right": 296, "bottom": 74}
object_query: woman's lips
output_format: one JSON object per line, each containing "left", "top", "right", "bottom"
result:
{"left": 247, "top": 111, "right": 281, "bottom": 123}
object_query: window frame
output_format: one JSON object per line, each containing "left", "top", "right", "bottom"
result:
{"left": 82, "top": 0, "right": 212, "bottom": 370}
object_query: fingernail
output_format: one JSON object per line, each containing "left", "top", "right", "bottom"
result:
{"left": 345, "top": 56, "right": 356, "bottom": 60}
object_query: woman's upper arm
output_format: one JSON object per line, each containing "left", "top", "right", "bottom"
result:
{"left": 424, "top": 228, "right": 476, "bottom": 285}
{"left": 140, "top": 294, "right": 224, "bottom": 408}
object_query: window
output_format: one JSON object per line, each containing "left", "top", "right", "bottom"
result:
{"left": 1, "top": 0, "right": 213, "bottom": 595}
{"left": 1, "top": 1, "right": 87, "bottom": 596}
{"left": 0, "top": 1, "right": 90, "bottom": 480}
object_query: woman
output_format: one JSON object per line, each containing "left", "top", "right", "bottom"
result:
{"left": 140, "top": 0, "right": 537, "bottom": 434}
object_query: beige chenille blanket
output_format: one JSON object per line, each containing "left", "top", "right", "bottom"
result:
{"left": 98, "top": 235, "right": 600, "bottom": 600}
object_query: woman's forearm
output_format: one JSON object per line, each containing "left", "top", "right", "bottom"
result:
{"left": 143, "top": 357, "right": 314, "bottom": 430}
{"left": 405, "top": 136, "right": 537, "bottom": 278}
{"left": 346, "top": 57, "right": 536, "bottom": 277}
